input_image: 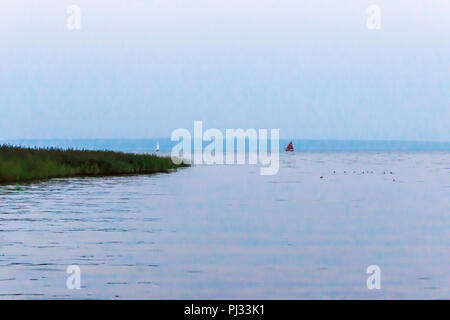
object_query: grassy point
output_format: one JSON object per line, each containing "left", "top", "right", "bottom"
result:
{"left": 0, "top": 145, "right": 189, "bottom": 184}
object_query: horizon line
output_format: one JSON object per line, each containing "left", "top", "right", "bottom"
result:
{"left": 1, "top": 138, "right": 450, "bottom": 143}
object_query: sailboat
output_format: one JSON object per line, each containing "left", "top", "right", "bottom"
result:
{"left": 156, "top": 141, "right": 160, "bottom": 152}
{"left": 285, "top": 141, "right": 294, "bottom": 152}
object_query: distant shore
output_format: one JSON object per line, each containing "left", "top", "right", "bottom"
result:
{"left": 0, "top": 145, "right": 189, "bottom": 184}
{"left": 1, "top": 139, "right": 449, "bottom": 153}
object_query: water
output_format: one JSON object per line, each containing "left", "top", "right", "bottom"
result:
{"left": 0, "top": 151, "right": 449, "bottom": 299}
{"left": 2, "top": 139, "right": 450, "bottom": 153}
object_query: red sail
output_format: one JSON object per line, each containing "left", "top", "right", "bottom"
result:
{"left": 285, "top": 141, "right": 294, "bottom": 152}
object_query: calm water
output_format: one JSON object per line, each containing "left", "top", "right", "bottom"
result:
{"left": 0, "top": 151, "right": 449, "bottom": 299}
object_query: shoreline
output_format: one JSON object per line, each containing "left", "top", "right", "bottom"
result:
{"left": 0, "top": 145, "right": 189, "bottom": 184}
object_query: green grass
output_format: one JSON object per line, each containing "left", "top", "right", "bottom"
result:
{"left": 0, "top": 145, "right": 189, "bottom": 184}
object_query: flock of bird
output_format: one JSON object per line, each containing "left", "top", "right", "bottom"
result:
{"left": 319, "top": 170, "right": 396, "bottom": 181}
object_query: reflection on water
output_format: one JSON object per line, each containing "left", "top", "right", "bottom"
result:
{"left": 0, "top": 152, "right": 449, "bottom": 299}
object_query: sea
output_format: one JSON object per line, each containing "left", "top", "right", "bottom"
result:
{"left": 0, "top": 139, "right": 448, "bottom": 299}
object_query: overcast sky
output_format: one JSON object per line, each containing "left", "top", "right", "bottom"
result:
{"left": 0, "top": 1, "right": 449, "bottom": 140}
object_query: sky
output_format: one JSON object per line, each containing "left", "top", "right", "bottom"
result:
{"left": 0, "top": 0, "right": 449, "bottom": 140}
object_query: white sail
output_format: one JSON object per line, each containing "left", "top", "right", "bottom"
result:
{"left": 156, "top": 142, "right": 159, "bottom": 152}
